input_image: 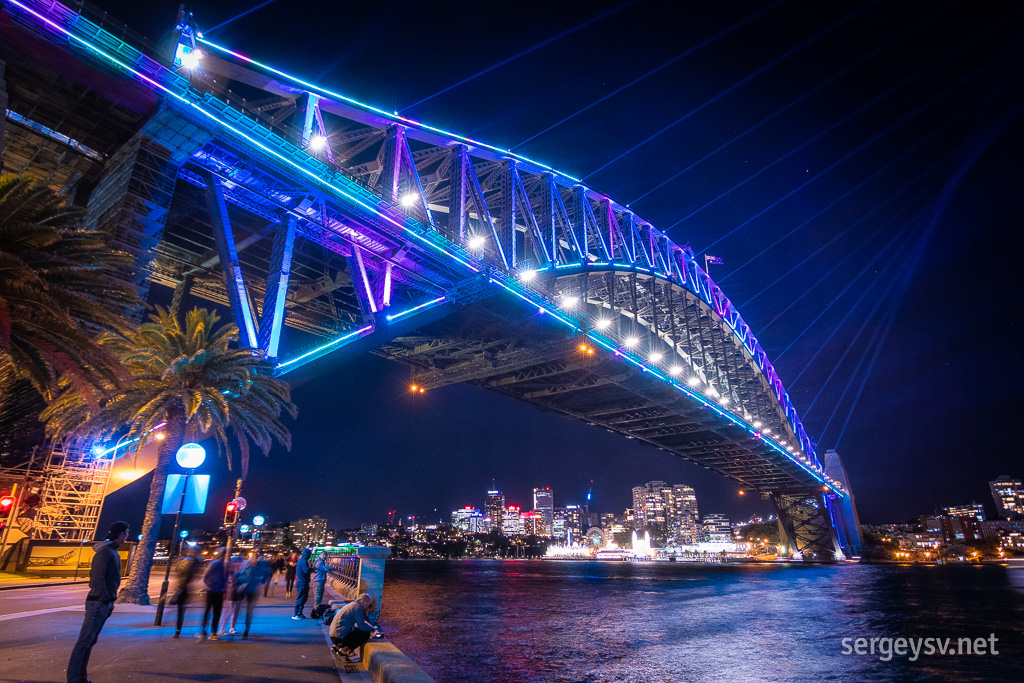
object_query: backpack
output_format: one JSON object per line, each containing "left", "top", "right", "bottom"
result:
{"left": 310, "top": 603, "right": 329, "bottom": 620}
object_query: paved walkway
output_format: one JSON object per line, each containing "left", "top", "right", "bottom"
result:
{"left": 0, "top": 577, "right": 371, "bottom": 682}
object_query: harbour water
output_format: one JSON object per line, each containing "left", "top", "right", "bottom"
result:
{"left": 380, "top": 560, "right": 1024, "bottom": 682}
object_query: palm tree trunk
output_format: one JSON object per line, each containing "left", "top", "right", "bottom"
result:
{"left": 116, "top": 422, "right": 182, "bottom": 604}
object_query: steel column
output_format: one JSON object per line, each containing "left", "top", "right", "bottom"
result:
{"left": 258, "top": 214, "right": 297, "bottom": 358}
{"left": 202, "top": 171, "right": 259, "bottom": 348}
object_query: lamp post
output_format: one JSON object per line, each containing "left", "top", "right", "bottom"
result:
{"left": 154, "top": 443, "right": 205, "bottom": 626}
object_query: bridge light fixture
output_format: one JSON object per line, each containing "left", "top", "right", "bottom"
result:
{"left": 181, "top": 49, "right": 202, "bottom": 70}
{"left": 762, "top": 427, "right": 771, "bottom": 434}
{"left": 687, "top": 376, "right": 700, "bottom": 386}
{"left": 519, "top": 270, "right": 537, "bottom": 282}
{"left": 467, "top": 234, "right": 486, "bottom": 250}
{"left": 595, "top": 318, "right": 611, "bottom": 330}
{"left": 409, "top": 384, "right": 418, "bottom": 392}
{"left": 400, "top": 191, "right": 419, "bottom": 207}
{"left": 308, "top": 134, "right": 327, "bottom": 151}
{"left": 649, "top": 352, "right": 663, "bottom": 363}
{"left": 669, "top": 365, "right": 683, "bottom": 376}
{"left": 719, "top": 396, "right": 730, "bottom": 405}
{"left": 624, "top": 336, "right": 639, "bottom": 348}
{"left": 753, "top": 420, "right": 762, "bottom": 428}
{"left": 560, "top": 295, "right": 579, "bottom": 309}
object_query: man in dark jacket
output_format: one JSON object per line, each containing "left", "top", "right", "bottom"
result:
{"left": 291, "top": 548, "right": 313, "bottom": 619}
{"left": 198, "top": 546, "right": 227, "bottom": 641}
{"left": 312, "top": 552, "right": 328, "bottom": 606}
{"left": 67, "top": 521, "right": 128, "bottom": 683}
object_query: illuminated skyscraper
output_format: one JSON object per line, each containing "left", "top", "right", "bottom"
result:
{"left": 486, "top": 489, "right": 505, "bottom": 532}
{"left": 990, "top": 476, "right": 1023, "bottom": 519}
{"left": 703, "top": 513, "right": 731, "bottom": 542}
{"left": 671, "top": 484, "right": 700, "bottom": 543}
{"left": 290, "top": 515, "right": 328, "bottom": 547}
{"left": 533, "top": 487, "right": 554, "bottom": 535}
{"left": 503, "top": 505, "right": 523, "bottom": 536}
{"left": 451, "top": 506, "right": 480, "bottom": 530}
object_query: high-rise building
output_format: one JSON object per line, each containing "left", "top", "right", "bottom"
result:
{"left": 599, "top": 513, "right": 617, "bottom": 529}
{"left": 702, "top": 513, "right": 731, "bottom": 542}
{"left": 486, "top": 489, "right": 505, "bottom": 532}
{"left": 670, "top": 484, "right": 700, "bottom": 543}
{"left": 552, "top": 507, "right": 567, "bottom": 541}
{"left": 452, "top": 506, "right": 480, "bottom": 530}
{"left": 533, "top": 487, "right": 554, "bottom": 535}
{"left": 564, "top": 504, "right": 585, "bottom": 542}
{"left": 632, "top": 481, "right": 671, "bottom": 540}
{"left": 522, "top": 511, "right": 545, "bottom": 536}
{"left": 290, "top": 515, "right": 328, "bottom": 547}
{"left": 503, "top": 505, "right": 523, "bottom": 536}
{"left": 943, "top": 503, "right": 985, "bottom": 521}
{"left": 989, "top": 476, "right": 1023, "bottom": 519}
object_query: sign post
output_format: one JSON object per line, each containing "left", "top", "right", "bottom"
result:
{"left": 154, "top": 443, "right": 206, "bottom": 627}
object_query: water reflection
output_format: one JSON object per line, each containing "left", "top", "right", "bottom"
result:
{"left": 380, "top": 560, "right": 1024, "bottom": 683}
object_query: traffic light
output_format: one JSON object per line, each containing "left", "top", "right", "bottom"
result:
{"left": 223, "top": 501, "right": 238, "bottom": 527}
{"left": 0, "top": 495, "right": 14, "bottom": 516}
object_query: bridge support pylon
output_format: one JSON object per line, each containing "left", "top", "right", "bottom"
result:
{"left": 771, "top": 492, "right": 842, "bottom": 563}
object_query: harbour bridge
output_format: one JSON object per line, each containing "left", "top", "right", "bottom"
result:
{"left": 0, "top": 0, "right": 861, "bottom": 560}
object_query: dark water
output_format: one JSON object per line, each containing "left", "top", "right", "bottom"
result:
{"left": 378, "top": 560, "right": 1024, "bottom": 683}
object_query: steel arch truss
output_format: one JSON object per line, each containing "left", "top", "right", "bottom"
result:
{"left": 0, "top": 0, "right": 852, "bottom": 560}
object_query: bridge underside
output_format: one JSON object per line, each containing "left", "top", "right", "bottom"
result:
{"left": 376, "top": 295, "right": 829, "bottom": 497}
{"left": 0, "top": 0, "right": 852, "bottom": 561}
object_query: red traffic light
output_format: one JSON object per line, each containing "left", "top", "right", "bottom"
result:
{"left": 0, "top": 496, "right": 14, "bottom": 509}
{"left": 226, "top": 502, "right": 237, "bottom": 512}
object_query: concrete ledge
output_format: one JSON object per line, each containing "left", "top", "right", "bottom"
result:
{"left": 363, "top": 640, "right": 435, "bottom": 683}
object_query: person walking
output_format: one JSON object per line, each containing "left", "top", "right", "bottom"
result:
{"left": 265, "top": 553, "right": 284, "bottom": 597}
{"left": 291, "top": 548, "right": 313, "bottom": 619}
{"left": 229, "top": 555, "right": 265, "bottom": 637}
{"left": 312, "top": 551, "right": 328, "bottom": 607}
{"left": 198, "top": 546, "right": 227, "bottom": 641}
{"left": 172, "top": 547, "right": 202, "bottom": 638}
{"left": 66, "top": 521, "right": 128, "bottom": 683}
{"left": 284, "top": 552, "right": 297, "bottom": 598}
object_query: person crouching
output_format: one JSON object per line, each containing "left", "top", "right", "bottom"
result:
{"left": 329, "top": 594, "right": 379, "bottom": 663}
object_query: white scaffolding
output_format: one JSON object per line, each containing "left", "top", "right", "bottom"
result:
{"left": 30, "top": 442, "right": 112, "bottom": 542}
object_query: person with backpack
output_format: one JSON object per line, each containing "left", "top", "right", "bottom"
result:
{"left": 291, "top": 548, "right": 313, "bottom": 619}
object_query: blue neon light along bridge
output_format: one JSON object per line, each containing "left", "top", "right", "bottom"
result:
{"left": 0, "top": 0, "right": 861, "bottom": 560}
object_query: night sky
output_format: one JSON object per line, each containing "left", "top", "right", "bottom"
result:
{"left": 94, "top": 0, "right": 1024, "bottom": 535}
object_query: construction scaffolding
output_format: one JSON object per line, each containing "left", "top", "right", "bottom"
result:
{"left": 26, "top": 442, "right": 111, "bottom": 543}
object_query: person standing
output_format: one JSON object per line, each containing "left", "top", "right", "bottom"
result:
{"left": 312, "top": 551, "right": 328, "bottom": 607}
{"left": 172, "top": 548, "right": 202, "bottom": 638}
{"left": 291, "top": 548, "right": 312, "bottom": 619}
{"left": 284, "top": 552, "right": 297, "bottom": 598}
{"left": 66, "top": 521, "right": 128, "bottom": 683}
{"left": 198, "top": 546, "right": 227, "bottom": 641}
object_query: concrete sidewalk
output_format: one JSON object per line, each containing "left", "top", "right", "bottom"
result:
{"left": 0, "top": 579, "right": 371, "bottom": 682}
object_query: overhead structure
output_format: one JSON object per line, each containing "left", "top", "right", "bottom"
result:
{"left": 0, "top": 0, "right": 859, "bottom": 560}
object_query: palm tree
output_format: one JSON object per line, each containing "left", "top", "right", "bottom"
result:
{"left": 0, "top": 174, "right": 137, "bottom": 402}
{"left": 43, "top": 307, "right": 297, "bottom": 604}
